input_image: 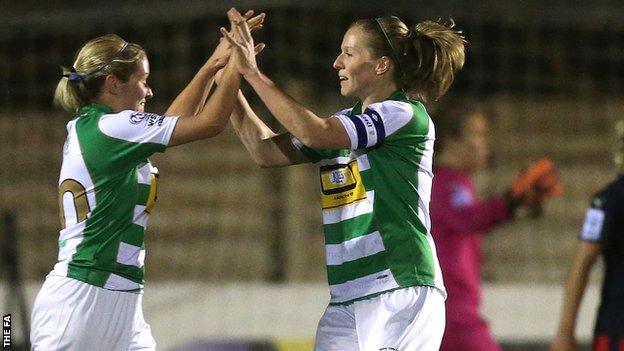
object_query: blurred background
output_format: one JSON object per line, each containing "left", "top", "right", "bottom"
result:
{"left": 1, "top": 0, "right": 623, "bottom": 350}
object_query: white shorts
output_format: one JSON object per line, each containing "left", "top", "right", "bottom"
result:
{"left": 314, "top": 286, "right": 445, "bottom": 351}
{"left": 30, "top": 275, "right": 156, "bottom": 351}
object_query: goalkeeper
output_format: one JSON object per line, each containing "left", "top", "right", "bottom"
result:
{"left": 430, "top": 99, "right": 562, "bottom": 351}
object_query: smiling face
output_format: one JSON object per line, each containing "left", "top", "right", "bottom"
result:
{"left": 333, "top": 26, "right": 380, "bottom": 100}
{"left": 116, "top": 55, "right": 153, "bottom": 112}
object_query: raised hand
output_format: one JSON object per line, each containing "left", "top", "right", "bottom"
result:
{"left": 208, "top": 9, "right": 266, "bottom": 71}
{"left": 220, "top": 13, "right": 264, "bottom": 77}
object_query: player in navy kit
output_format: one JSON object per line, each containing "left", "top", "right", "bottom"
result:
{"left": 551, "top": 120, "right": 624, "bottom": 351}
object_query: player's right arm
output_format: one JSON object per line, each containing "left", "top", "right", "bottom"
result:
{"left": 550, "top": 240, "right": 600, "bottom": 351}
{"left": 230, "top": 91, "right": 308, "bottom": 167}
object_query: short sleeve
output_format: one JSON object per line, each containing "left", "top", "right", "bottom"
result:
{"left": 97, "top": 110, "right": 179, "bottom": 169}
{"left": 333, "top": 100, "right": 413, "bottom": 150}
{"left": 98, "top": 110, "right": 179, "bottom": 147}
{"left": 579, "top": 195, "right": 610, "bottom": 242}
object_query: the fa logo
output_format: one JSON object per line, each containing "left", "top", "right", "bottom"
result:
{"left": 330, "top": 169, "right": 346, "bottom": 184}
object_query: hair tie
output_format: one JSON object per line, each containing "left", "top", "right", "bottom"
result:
{"left": 406, "top": 28, "right": 416, "bottom": 40}
{"left": 62, "top": 67, "right": 84, "bottom": 83}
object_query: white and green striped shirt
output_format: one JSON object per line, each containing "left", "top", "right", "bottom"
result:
{"left": 51, "top": 104, "right": 178, "bottom": 291}
{"left": 294, "top": 91, "right": 444, "bottom": 305}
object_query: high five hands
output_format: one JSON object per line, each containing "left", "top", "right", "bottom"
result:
{"left": 220, "top": 8, "right": 265, "bottom": 77}
{"left": 211, "top": 8, "right": 265, "bottom": 84}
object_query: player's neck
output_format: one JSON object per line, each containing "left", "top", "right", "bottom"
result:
{"left": 361, "top": 80, "right": 398, "bottom": 110}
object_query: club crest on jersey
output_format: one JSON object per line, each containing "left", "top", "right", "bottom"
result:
{"left": 129, "top": 112, "right": 147, "bottom": 124}
{"left": 330, "top": 169, "right": 346, "bottom": 184}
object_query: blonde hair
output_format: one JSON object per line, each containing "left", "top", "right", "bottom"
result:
{"left": 351, "top": 17, "right": 466, "bottom": 103}
{"left": 53, "top": 34, "right": 146, "bottom": 114}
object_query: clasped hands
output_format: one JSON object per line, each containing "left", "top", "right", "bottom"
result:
{"left": 211, "top": 8, "right": 266, "bottom": 84}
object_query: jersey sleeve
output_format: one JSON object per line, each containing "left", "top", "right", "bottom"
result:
{"left": 333, "top": 101, "right": 413, "bottom": 150}
{"left": 98, "top": 110, "right": 179, "bottom": 166}
{"left": 579, "top": 194, "right": 612, "bottom": 243}
{"left": 99, "top": 110, "right": 179, "bottom": 146}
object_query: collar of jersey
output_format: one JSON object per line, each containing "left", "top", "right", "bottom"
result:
{"left": 350, "top": 90, "right": 407, "bottom": 116}
{"left": 78, "top": 103, "right": 113, "bottom": 117}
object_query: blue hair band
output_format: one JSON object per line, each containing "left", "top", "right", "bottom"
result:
{"left": 67, "top": 71, "right": 84, "bottom": 82}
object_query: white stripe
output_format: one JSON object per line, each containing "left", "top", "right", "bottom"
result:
{"left": 49, "top": 222, "right": 88, "bottom": 276}
{"left": 116, "top": 242, "right": 145, "bottom": 267}
{"left": 136, "top": 162, "right": 153, "bottom": 185}
{"left": 334, "top": 114, "right": 359, "bottom": 150}
{"left": 356, "top": 154, "right": 370, "bottom": 171}
{"left": 59, "top": 120, "right": 97, "bottom": 229}
{"left": 322, "top": 196, "right": 373, "bottom": 224}
{"left": 104, "top": 273, "right": 143, "bottom": 291}
{"left": 326, "top": 231, "right": 385, "bottom": 266}
{"left": 426, "top": 232, "right": 446, "bottom": 298}
{"left": 329, "top": 269, "right": 400, "bottom": 304}
{"left": 366, "top": 190, "right": 375, "bottom": 207}
{"left": 61, "top": 192, "right": 79, "bottom": 227}
{"left": 133, "top": 205, "right": 148, "bottom": 228}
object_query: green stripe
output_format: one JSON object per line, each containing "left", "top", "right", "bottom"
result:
{"left": 123, "top": 224, "right": 145, "bottom": 247}
{"left": 67, "top": 266, "right": 111, "bottom": 287}
{"left": 359, "top": 168, "right": 373, "bottom": 187}
{"left": 327, "top": 251, "right": 387, "bottom": 285}
{"left": 115, "top": 263, "right": 145, "bottom": 283}
{"left": 324, "top": 213, "right": 375, "bottom": 244}
{"left": 137, "top": 183, "right": 150, "bottom": 205}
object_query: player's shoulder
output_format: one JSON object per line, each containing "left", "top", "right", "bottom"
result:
{"left": 367, "top": 99, "right": 415, "bottom": 116}
{"left": 590, "top": 174, "right": 624, "bottom": 209}
{"left": 98, "top": 110, "right": 167, "bottom": 140}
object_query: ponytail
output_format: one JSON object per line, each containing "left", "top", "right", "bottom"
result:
{"left": 407, "top": 19, "right": 466, "bottom": 102}
{"left": 350, "top": 17, "right": 466, "bottom": 103}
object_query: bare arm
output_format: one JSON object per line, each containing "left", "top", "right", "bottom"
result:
{"left": 244, "top": 72, "right": 350, "bottom": 149}
{"left": 167, "top": 10, "right": 265, "bottom": 147}
{"left": 550, "top": 240, "right": 601, "bottom": 351}
{"left": 230, "top": 90, "right": 308, "bottom": 167}
{"left": 165, "top": 58, "right": 222, "bottom": 118}
{"left": 222, "top": 15, "right": 350, "bottom": 150}
{"left": 168, "top": 57, "right": 240, "bottom": 146}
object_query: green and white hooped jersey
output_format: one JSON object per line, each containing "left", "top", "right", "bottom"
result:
{"left": 51, "top": 104, "right": 178, "bottom": 292}
{"left": 293, "top": 91, "right": 444, "bottom": 305}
